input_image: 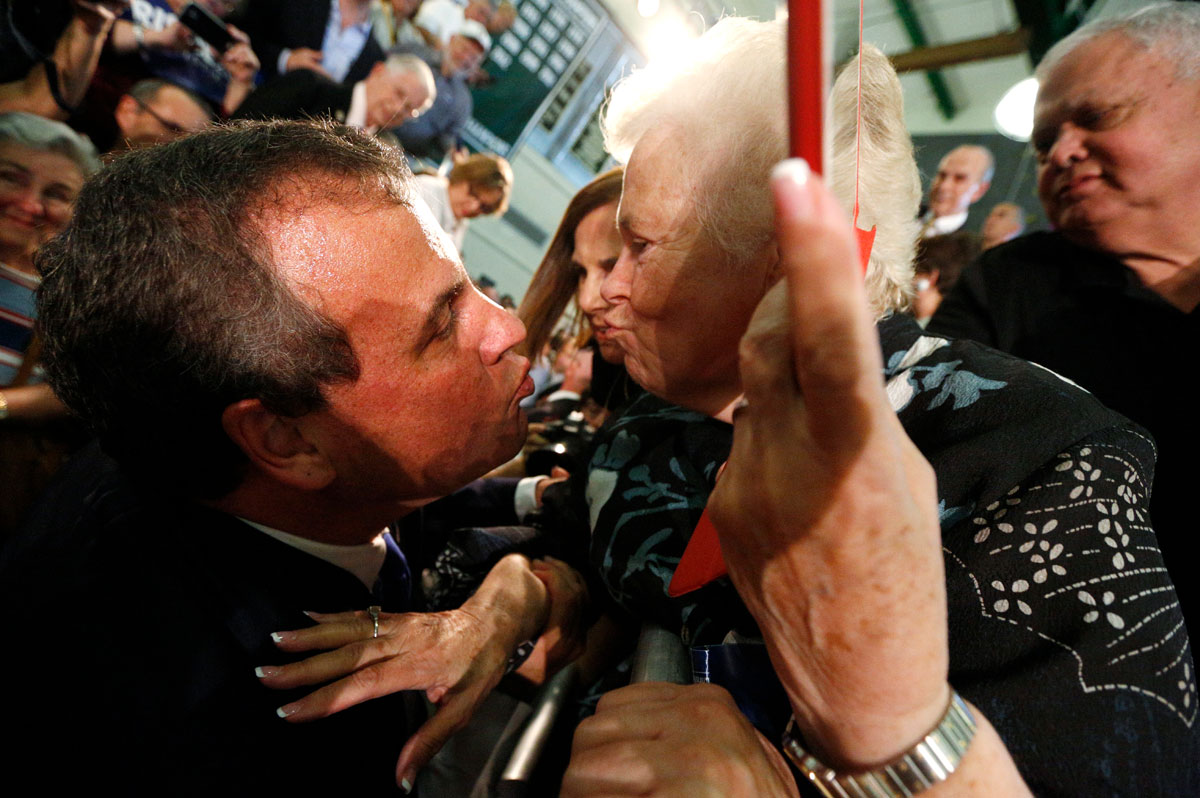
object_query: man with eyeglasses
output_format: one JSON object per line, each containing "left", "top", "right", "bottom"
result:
{"left": 105, "top": 77, "right": 211, "bottom": 151}
{"left": 389, "top": 19, "right": 490, "bottom": 165}
{"left": 232, "top": 51, "right": 435, "bottom": 135}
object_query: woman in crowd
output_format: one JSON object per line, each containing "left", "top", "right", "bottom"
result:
{"left": 413, "top": 152, "right": 512, "bottom": 253}
{"left": 518, "top": 166, "right": 638, "bottom": 416}
{"left": 0, "top": 111, "right": 99, "bottom": 533}
{"left": 910, "top": 230, "right": 980, "bottom": 326}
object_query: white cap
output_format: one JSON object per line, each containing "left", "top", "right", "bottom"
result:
{"left": 458, "top": 19, "right": 492, "bottom": 52}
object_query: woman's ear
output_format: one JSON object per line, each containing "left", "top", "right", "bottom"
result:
{"left": 221, "top": 399, "right": 336, "bottom": 491}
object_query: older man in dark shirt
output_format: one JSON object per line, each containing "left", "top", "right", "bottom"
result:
{"left": 930, "top": 3, "right": 1200, "bottom": 627}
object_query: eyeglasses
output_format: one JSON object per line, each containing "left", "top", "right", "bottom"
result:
{"left": 132, "top": 96, "right": 190, "bottom": 136}
{"left": 469, "top": 184, "right": 503, "bottom": 215}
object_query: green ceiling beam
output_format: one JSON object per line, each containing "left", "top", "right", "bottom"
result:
{"left": 889, "top": 0, "right": 956, "bottom": 120}
{"left": 1011, "top": 0, "right": 1099, "bottom": 65}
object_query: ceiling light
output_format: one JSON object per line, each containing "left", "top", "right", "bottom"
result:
{"left": 638, "top": 0, "right": 660, "bottom": 17}
{"left": 994, "top": 77, "right": 1038, "bottom": 141}
{"left": 643, "top": 14, "right": 698, "bottom": 64}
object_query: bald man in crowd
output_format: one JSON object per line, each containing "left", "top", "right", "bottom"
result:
{"left": 981, "top": 201, "right": 1025, "bottom": 249}
{"left": 930, "top": 2, "right": 1200, "bottom": 626}
{"left": 922, "top": 144, "right": 994, "bottom": 237}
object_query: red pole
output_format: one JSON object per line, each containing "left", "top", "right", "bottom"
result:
{"left": 788, "top": 0, "right": 829, "bottom": 174}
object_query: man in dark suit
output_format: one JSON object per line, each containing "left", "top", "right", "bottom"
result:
{"left": 229, "top": 0, "right": 382, "bottom": 85}
{"left": 233, "top": 51, "right": 434, "bottom": 132}
{"left": 0, "top": 120, "right": 576, "bottom": 795}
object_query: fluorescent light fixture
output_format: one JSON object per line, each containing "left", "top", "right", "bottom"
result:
{"left": 994, "top": 77, "right": 1038, "bottom": 141}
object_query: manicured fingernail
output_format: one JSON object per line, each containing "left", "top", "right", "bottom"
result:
{"left": 400, "top": 776, "right": 413, "bottom": 794}
{"left": 276, "top": 703, "right": 300, "bottom": 719}
{"left": 771, "top": 157, "right": 810, "bottom": 188}
{"left": 270, "top": 631, "right": 293, "bottom": 644}
{"left": 302, "top": 610, "right": 318, "bottom": 619}
{"left": 772, "top": 158, "right": 813, "bottom": 218}
{"left": 254, "top": 666, "right": 280, "bottom": 678}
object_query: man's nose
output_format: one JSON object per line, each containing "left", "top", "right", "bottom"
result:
{"left": 1047, "top": 123, "right": 1087, "bottom": 168}
{"left": 479, "top": 295, "right": 526, "bottom": 365}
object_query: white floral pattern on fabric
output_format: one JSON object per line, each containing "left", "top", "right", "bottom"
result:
{"left": 958, "top": 435, "right": 1196, "bottom": 726}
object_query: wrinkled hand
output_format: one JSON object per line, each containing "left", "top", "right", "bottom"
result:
{"left": 222, "top": 40, "right": 260, "bottom": 84}
{"left": 561, "top": 682, "right": 799, "bottom": 797}
{"left": 708, "top": 161, "right": 946, "bottom": 769}
{"left": 517, "top": 556, "right": 589, "bottom": 683}
{"left": 261, "top": 608, "right": 512, "bottom": 787}
{"left": 257, "top": 553, "right": 548, "bottom": 787}
{"left": 286, "top": 47, "right": 330, "bottom": 78}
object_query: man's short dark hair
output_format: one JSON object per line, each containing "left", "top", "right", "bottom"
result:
{"left": 127, "top": 77, "right": 214, "bottom": 120}
{"left": 914, "top": 231, "right": 981, "bottom": 296}
{"left": 36, "top": 120, "right": 415, "bottom": 498}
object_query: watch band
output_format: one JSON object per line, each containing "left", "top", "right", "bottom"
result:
{"left": 782, "top": 690, "right": 976, "bottom": 798}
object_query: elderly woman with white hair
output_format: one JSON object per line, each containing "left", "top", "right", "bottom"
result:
{"left": 560, "top": 16, "right": 1197, "bottom": 798}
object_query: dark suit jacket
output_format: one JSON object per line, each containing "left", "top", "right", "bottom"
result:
{"left": 229, "top": 0, "right": 384, "bottom": 84}
{"left": 1, "top": 444, "right": 419, "bottom": 794}
{"left": 231, "top": 68, "right": 354, "bottom": 123}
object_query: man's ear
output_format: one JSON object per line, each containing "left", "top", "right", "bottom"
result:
{"left": 114, "top": 95, "right": 138, "bottom": 132}
{"left": 221, "top": 399, "right": 336, "bottom": 491}
{"left": 971, "top": 181, "right": 991, "bottom": 203}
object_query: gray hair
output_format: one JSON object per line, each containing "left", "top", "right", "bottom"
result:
{"left": 0, "top": 112, "right": 101, "bottom": 177}
{"left": 387, "top": 52, "right": 437, "bottom": 114}
{"left": 1037, "top": 2, "right": 1200, "bottom": 83}
{"left": 601, "top": 17, "right": 919, "bottom": 316}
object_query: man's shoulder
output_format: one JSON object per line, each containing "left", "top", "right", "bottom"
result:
{"left": 974, "top": 230, "right": 1070, "bottom": 273}
{"left": 975, "top": 230, "right": 1101, "bottom": 280}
